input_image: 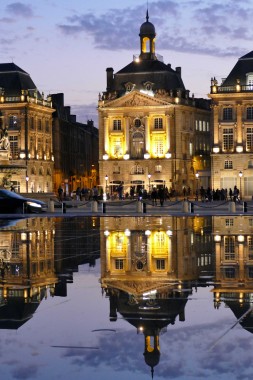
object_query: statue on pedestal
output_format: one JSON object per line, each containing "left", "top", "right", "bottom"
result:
{"left": 0, "top": 127, "right": 10, "bottom": 150}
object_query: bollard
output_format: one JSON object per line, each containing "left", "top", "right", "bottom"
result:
{"left": 136, "top": 201, "right": 142, "bottom": 213}
{"left": 229, "top": 201, "right": 236, "bottom": 213}
{"left": 182, "top": 201, "right": 188, "bottom": 213}
{"left": 189, "top": 202, "right": 194, "bottom": 213}
{"left": 102, "top": 202, "right": 106, "bottom": 214}
{"left": 143, "top": 202, "right": 147, "bottom": 213}
{"left": 243, "top": 201, "right": 248, "bottom": 213}
{"left": 48, "top": 200, "right": 54, "bottom": 212}
{"left": 62, "top": 202, "right": 66, "bottom": 214}
{"left": 91, "top": 200, "right": 98, "bottom": 212}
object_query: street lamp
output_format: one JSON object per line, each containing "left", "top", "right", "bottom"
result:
{"left": 195, "top": 171, "right": 199, "bottom": 200}
{"left": 105, "top": 174, "right": 108, "bottom": 196}
{"left": 26, "top": 175, "right": 29, "bottom": 193}
{"left": 148, "top": 173, "right": 151, "bottom": 193}
{"left": 239, "top": 171, "right": 243, "bottom": 200}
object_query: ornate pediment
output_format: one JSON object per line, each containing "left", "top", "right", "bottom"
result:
{"left": 102, "top": 278, "right": 174, "bottom": 296}
{"left": 103, "top": 90, "right": 170, "bottom": 108}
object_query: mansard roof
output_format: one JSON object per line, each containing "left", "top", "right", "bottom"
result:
{"left": 0, "top": 62, "right": 41, "bottom": 98}
{"left": 222, "top": 50, "right": 253, "bottom": 86}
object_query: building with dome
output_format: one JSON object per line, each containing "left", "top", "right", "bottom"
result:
{"left": 209, "top": 52, "right": 253, "bottom": 199}
{"left": 98, "top": 11, "right": 211, "bottom": 197}
{"left": 0, "top": 63, "right": 54, "bottom": 193}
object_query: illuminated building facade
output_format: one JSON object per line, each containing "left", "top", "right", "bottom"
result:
{"left": 209, "top": 52, "right": 253, "bottom": 198}
{"left": 0, "top": 63, "right": 54, "bottom": 193}
{"left": 212, "top": 215, "right": 253, "bottom": 331}
{"left": 98, "top": 12, "right": 211, "bottom": 196}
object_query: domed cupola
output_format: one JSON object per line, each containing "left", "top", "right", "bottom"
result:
{"left": 139, "top": 10, "right": 156, "bottom": 61}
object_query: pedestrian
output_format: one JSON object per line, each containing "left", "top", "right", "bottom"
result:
{"left": 158, "top": 187, "right": 165, "bottom": 206}
{"left": 92, "top": 185, "right": 99, "bottom": 202}
{"left": 58, "top": 186, "right": 63, "bottom": 201}
{"left": 151, "top": 188, "right": 157, "bottom": 205}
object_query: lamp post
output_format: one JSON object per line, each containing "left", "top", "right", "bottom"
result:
{"left": 105, "top": 174, "right": 108, "bottom": 197}
{"left": 239, "top": 171, "right": 243, "bottom": 200}
{"left": 195, "top": 171, "right": 199, "bottom": 200}
{"left": 26, "top": 175, "right": 29, "bottom": 193}
{"left": 148, "top": 173, "right": 151, "bottom": 194}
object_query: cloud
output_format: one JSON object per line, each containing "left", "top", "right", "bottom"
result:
{"left": 11, "top": 364, "right": 39, "bottom": 379}
{"left": 6, "top": 2, "right": 34, "bottom": 18}
{"left": 57, "top": 0, "right": 253, "bottom": 58}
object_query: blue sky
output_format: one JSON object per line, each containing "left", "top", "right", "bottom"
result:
{"left": 1, "top": 0, "right": 253, "bottom": 125}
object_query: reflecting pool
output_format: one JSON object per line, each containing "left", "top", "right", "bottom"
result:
{"left": 0, "top": 215, "right": 253, "bottom": 380}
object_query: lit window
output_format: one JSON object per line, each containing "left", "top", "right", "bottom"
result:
{"left": 154, "top": 118, "right": 163, "bottom": 129}
{"left": 246, "top": 128, "right": 253, "bottom": 151}
{"left": 223, "top": 128, "right": 233, "bottom": 151}
{"left": 225, "top": 219, "right": 234, "bottom": 226}
{"left": 9, "top": 135, "right": 18, "bottom": 159}
{"left": 155, "top": 165, "right": 162, "bottom": 173}
{"left": 156, "top": 259, "right": 165, "bottom": 270}
{"left": 113, "top": 120, "right": 121, "bottom": 131}
{"left": 224, "top": 160, "right": 233, "bottom": 169}
{"left": 115, "top": 259, "right": 124, "bottom": 270}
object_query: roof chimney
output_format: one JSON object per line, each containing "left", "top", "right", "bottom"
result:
{"left": 106, "top": 67, "right": 114, "bottom": 91}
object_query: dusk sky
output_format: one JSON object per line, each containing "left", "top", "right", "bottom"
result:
{"left": 1, "top": 0, "right": 253, "bottom": 126}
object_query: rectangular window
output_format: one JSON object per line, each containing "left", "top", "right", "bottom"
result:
{"left": 224, "top": 237, "right": 235, "bottom": 259}
{"left": 9, "top": 116, "right": 18, "bottom": 129}
{"left": 37, "top": 137, "right": 43, "bottom": 159}
{"left": 246, "top": 128, "right": 253, "bottom": 151}
{"left": 225, "top": 219, "right": 234, "bottom": 226}
{"left": 223, "top": 128, "right": 233, "bottom": 151}
{"left": 156, "top": 259, "right": 165, "bottom": 270}
{"left": 195, "top": 120, "right": 198, "bottom": 130}
{"left": 224, "top": 160, "right": 233, "bottom": 169}
{"left": 224, "top": 268, "right": 235, "bottom": 278}
{"left": 155, "top": 165, "right": 162, "bottom": 173}
{"left": 223, "top": 108, "right": 233, "bottom": 121}
{"left": 9, "top": 136, "right": 18, "bottom": 159}
{"left": 153, "top": 140, "right": 164, "bottom": 156}
{"left": 45, "top": 120, "right": 49, "bottom": 132}
{"left": 115, "top": 259, "right": 124, "bottom": 270}
{"left": 37, "top": 119, "right": 42, "bottom": 131}
{"left": 113, "top": 120, "right": 121, "bottom": 131}
{"left": 30, "top": 117, "right": 34, "bottom": 129}
{"left": 247, "top": 107, "right": 253, "bottom": 120}
{"left": 113, "top": 138, "right": 123, "bottom": 157}
{"left": 154, "top": 118, "right": 163, "bottom": 129}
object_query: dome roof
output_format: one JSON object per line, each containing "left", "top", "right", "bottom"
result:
{"left": 139, "top": 10, "right": 156, "bottom": 36}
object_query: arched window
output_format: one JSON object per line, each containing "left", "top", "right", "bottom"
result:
{"left": 131, "top": 131, "right": 144, "bottom": 158}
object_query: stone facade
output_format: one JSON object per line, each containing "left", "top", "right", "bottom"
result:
{"left": 98, "top": 13, "right": 211, "bottom": 197}
{"left": 0, "top": 63, "right": 54, "bottom": 193}
{"left": 209, "top": 51, "right": 253, "bottom": 199}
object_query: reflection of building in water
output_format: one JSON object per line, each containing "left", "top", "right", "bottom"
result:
{"left": 53, "top": 217, "right": 100, "bottom": 292}
{"left": 0, "top": 218, "right": 57, "bottom": 329}
{"left": 100, "top": 216, "right": 214, "bottom": 376}
{"left": 212, "top": 215, "right": 253, "bottom": 333}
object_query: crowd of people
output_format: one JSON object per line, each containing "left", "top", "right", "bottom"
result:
{"left": 195, "top": 185, "right": 240, "bottom": 202}
{"left": 57, "top": 184, "right": 241, "bottom": 204}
